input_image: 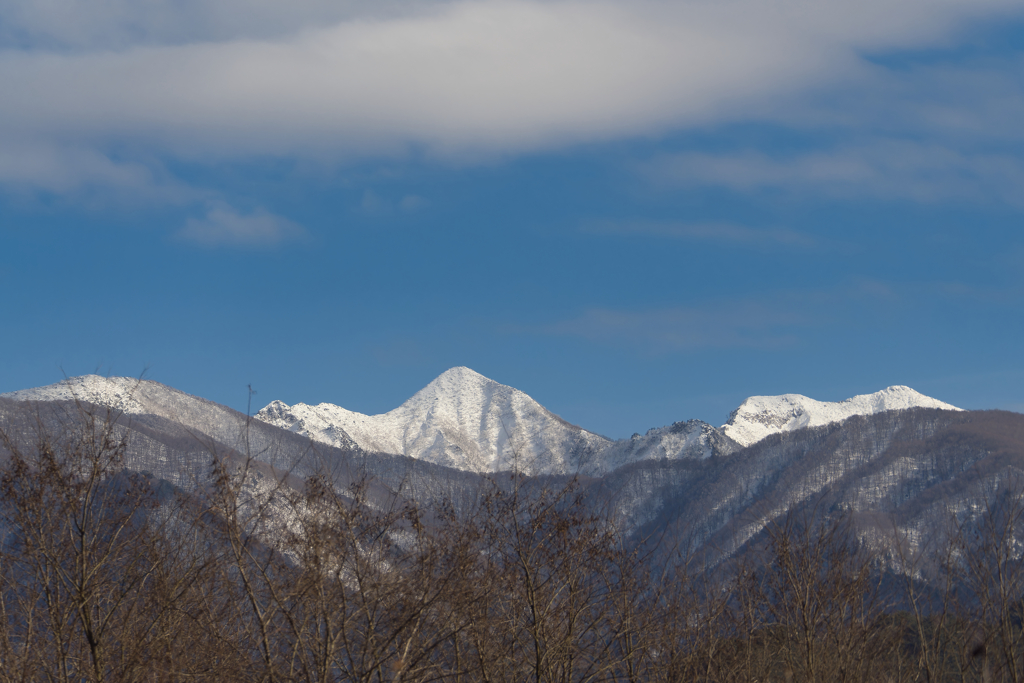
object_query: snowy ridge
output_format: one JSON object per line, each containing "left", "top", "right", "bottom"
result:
{"left": 722, "top": 385, "right": 963, "bottom": 447}
{"left": 3, "top": 375, "right": 151, "bottom": 414}
{"left": 4, "top": 373, "right": 961, "bottom": 477}
{"left": 597, "top": 419, "right": 739, "bottom": 471}
{"left": 258, "top": 367, "right": 742, "bottom": 475}
{"left": 0, "top": 375, "right": 310, "bottom": 455}
{"left": 258, "top": 367, "right": 612, "bottom": 475}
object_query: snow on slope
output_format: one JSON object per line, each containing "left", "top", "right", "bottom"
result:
{"left": 722, "top": 385, "right": 962, "bottom": 447}
{"left": 258, "top": 367, "right": 741, "bottom": 475}
{"left": 8, "top": 374, "right": 953, "bottom": 476}
{"left": 0, "top": 374, "right": 326, "bottom": 453}
{"left": 3, "top": 375, "right": 150, "bottom": 414}
{"left": 258, "top": 367, "right": 612, "bottom": 475}
{"left": 598, "top": 420, "right": 739, "bottom": 471}
{"left": 1, "top": 371, "right": 735, "bottom": 478}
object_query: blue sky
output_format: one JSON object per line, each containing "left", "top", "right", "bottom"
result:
{"left": 2, "top": 0, "right": 1023, "bottom": 438}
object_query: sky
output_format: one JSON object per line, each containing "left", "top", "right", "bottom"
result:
{"left": 2, "top": 0, "right": 1024, "bottom": 439}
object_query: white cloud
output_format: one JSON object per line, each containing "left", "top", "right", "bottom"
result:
{"left": 0, "top": 0, "right": 434, "bottom": 50}
{"left": 0, "top": 0, "right": 1021, "bottom": 170}
{"left": 177, "top": 203, "right": 306, "bottom": 247}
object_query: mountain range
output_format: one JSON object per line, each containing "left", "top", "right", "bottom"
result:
{"left": 3, "top": 367, "right": 1008, "bottom": 569}
{"left": 253, "top": 366, "right": 960, "bottom": 475}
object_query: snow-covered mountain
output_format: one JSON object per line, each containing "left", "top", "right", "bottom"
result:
{"left": 257, "top": 367, "right": 744, "bottom": 476}
{"left": 721, "top": 385, "right": 962, "bottom": 447}
{"left": 597, "top": 420, "right": 739, "bottom": 472}
{"left": 3, "top": 372, "right": 961, "bottom": 478}
{"left": 258, "top": 367, "right": 611, "bottom": 475}
{"left": 1, "top": 371, "right": 1018, "bottom": 606}
{"left": 0, "top": 374, "right": 311, "bottom": 457}
{"left": 3, "top": 375, "right": 153, "bottom": 414}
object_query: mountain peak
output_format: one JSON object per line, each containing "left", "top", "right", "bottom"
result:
{"left": 722, "top": 385, "right": 962, "bottom": 447}
{"left": 255, "top": 367, "right": 744, "bottom": 475}
{"left": 434, "top": 366, "right": 488, "bottom": 381}
{"left": 257, "top": 367, "right": 610, "bottom": 474}
{"left": 416, "top": 366, "right": 499, "bottom": 397}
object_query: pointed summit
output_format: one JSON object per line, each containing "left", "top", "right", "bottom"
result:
{"left": 256, "top": 367, "right": 611, "bottom": 474}
{"left": 722, "top": 385, "right": 962, "bottom": 447}
{"left": 403, "top": 366, "right": 500, "bottom": 406}
{"left": 429, "top": 365, "right": 489, "bottom": 383}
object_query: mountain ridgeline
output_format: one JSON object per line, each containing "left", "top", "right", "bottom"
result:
{"left": 254, "top": 366, "right": 958, "bottom": 475}
{"left": 0, "top": 368, "right": 987, "bottom": 557}
{"left": 4, "top": 369, "right": 1024, "bottom": 680}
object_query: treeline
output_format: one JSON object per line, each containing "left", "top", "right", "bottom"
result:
{"left": 2, "top": 408, "right": 1024, "bottom": 682}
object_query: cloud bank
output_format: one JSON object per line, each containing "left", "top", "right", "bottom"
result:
{"left": 1, "top": 0, "right": 1021, "bottom": 167}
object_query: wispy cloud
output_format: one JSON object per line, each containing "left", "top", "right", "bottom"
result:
{"left": 176, "top": 203, "right": 306, "bottom": 247}
{"left": 359, "top": 190, "right": 429, "bottom": 216}
{"left": 645, "top": 140, "right": 1024, "bottom": 206}
{"left": 369, "top": 337, "right": 428, "bottom": 367}
{"left": 787, "top": 58, "right": 1024, "bottom": 145}
{"left": 532, "top": 277, "right": 1008, "bottom": 353}
{"left": 399, "top": 195, "right": 428, "bottom": 212}
{"left": 0, "top": 143, "right": 199, "bottom": 204}
{"left": 541, "top": 303, "right": 807, "bottom": 353}
{"left": 582, "top": 220, "right": 817, "bottom": 248}
{"left": 637, "top": 56, "right": 1024, "bottom": 206}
